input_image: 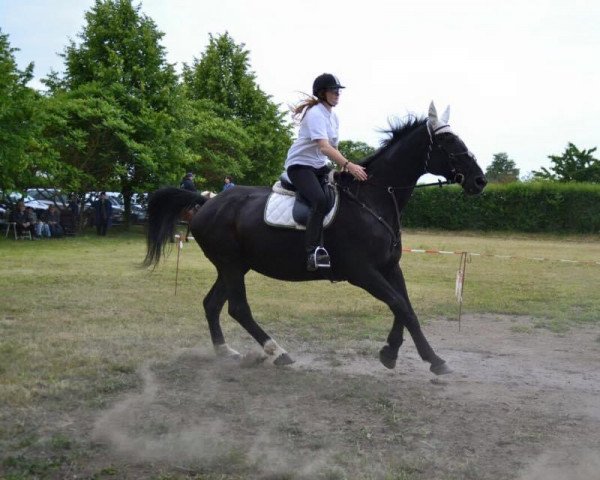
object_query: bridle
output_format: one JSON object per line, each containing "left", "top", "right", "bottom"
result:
{"left": 337, "top": 122, "right": 473, "bottom": 248}
{"left": 425, "top": 122, "right": 475, "bottom": 187}
{"left": 354, "top": 122, "right": 471, "bottom": 192}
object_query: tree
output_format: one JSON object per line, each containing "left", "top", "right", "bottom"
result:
{"left": 485, "top": 152, "right": 520, "bottom": 183}
{"left": 44, "top": 0, "right": 192, "bottom": 225}
{"left": 182, "top": 32, "right": 292, "bottom": 188}
{"left": 533, "top": 143, "right": 600, "bottom": 183}
{"left": 0, "top": 30, "right": 43, "bottom": 192}
{"left": 184, "top": 99, "right": 252, "bottom": 189}
{"left": 40, "top": 84, "right": 134, "bottom": 192}
{"left": 338, "top": 140, "right": 376, "bottom": 162}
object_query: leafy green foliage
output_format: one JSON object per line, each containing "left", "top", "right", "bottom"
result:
{"left": 44, "top": 0, "right": 191, "bottom": 222}
{"left": 485, "top": 152, "right": 520, "bottom": 183}
{"left": 403, "top": 182, "right": 600, "bottom": 233}
{"left": 0, "top": 30, "right": 43, "bottom": 191}
{"left": 338, "top": 140, "right": 376, "bottom": 162}
{"left": 184, "top": 99, "right": 251, "bottom": 187}
{"left": 533, "top": 143, "right": 600, "bottom": 183}
{"left": 182, "top": 32, "right": 292, "bottom": 189}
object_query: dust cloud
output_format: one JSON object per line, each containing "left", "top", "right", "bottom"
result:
{"left": 92, "top": 349, "right": 336, "bottom": 478}
{"left": 517, "top": 448, "right": 600, "bottom": 480}
{"left": 90, "top": 316, "right": 600, "bottom": 479}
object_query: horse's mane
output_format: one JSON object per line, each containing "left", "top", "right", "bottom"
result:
{"left": 380, "top": 115, "right": 427, "bottom": 147}
{"left": 361, "top": 115, "right": 427, "bottom": 167}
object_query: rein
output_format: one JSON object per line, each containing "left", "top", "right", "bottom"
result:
{"left": 363, "top": 177, "right": 452, "bottom": 190}
{"left": 336, "top": 122, "right": 464, "bottom": 248}
{"left": 358, "top": 122, "right": 465, "bottom": 192}
{"left": 340, "top": 184, "right": 402, "bottom": 248}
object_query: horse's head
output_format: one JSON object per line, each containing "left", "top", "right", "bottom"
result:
{"left": 426, "top": 102, "right": 487, "bottom": 195}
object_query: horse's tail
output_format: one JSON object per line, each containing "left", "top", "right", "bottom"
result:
{"left": 143, "top": 187, "right": 208, "bottom": 268}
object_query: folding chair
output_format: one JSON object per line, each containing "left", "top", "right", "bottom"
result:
{"left": 4, "top": 222, "right": 17, "bottom": 239}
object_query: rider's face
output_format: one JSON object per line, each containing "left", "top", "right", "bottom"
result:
{"left": 325, "top": 88, "right": 340, "bottom": 107}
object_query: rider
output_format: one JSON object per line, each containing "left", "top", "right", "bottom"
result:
{"left": 285, "top": 73, "right": 367, "bottom": 271}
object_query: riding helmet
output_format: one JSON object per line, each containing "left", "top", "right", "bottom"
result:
{"left": 312, "top": 73, "right": 345, "bottom": 97}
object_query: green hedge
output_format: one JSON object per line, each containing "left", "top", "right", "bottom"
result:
{"left": 402, "top": 182, "right": 600, "bottom": 233}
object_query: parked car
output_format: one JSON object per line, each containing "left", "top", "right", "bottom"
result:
{"left": 26, "top": 188, "right": 69, "bottom": 209}
{"left": 130, "top": 194, "right": 147, "bottom": 223}
{"left": 100, "top": 192, "right": 146, "bottom": 224}
{"left": 0, "top": 203, "right": 7, "bottom": 227}
{"left": 0, "top": 191, "right": 49, "bottom": 218}
{"left": 84, "top": 193, "right": 125, "bottom": 225}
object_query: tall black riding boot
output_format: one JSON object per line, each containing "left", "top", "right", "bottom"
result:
{"left": 305, "top": 210, "right": 330, "bottom": 271}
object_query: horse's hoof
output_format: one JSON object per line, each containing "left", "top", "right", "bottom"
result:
{"left": 430, "top": 361, "right": 452, "bottom": 375}
{"left": 379, "top": 346, "right": 397, "bottom": 369}
{"left": 273, "top": 353, "right": 295, "bottom": 366}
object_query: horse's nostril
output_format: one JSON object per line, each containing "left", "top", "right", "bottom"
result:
{"left": 476, "top": 176, "right": 488, "bottom": 188}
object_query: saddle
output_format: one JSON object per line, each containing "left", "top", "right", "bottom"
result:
{"left": 264, "top": 172, "right": 339, "bottom": 230}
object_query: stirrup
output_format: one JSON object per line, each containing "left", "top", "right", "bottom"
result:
{"left": 307, "top": 246, "right": 331, "bottom": 271}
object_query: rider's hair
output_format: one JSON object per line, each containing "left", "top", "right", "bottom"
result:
{"left": 290, "top": 93, "right": 321, "bottom": 122}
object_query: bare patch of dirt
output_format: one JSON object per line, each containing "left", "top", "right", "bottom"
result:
{"left": 80, "top": 314, "right": 600, "bottom": 479}
{"left": 10, "top": 314, "right": 599, "bottom": 479}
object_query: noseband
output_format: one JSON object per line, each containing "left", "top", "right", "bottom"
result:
{"left": 426, "top": 123, "right": 472, "bottom": 186}
{"left": 338, "top": 123, "right": 471, "bottom": 249}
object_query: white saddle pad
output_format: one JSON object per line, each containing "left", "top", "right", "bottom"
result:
{"left": 264, "top": 181, "right": 339, "bottom": 230}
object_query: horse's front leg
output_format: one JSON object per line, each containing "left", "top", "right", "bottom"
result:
{"left": 379, "top": 321, "right": 404, "bottom": 370}
{"left": 350, "top": 266, "right": 450, "bottom": 375}
{"left": 378, "top": 264, "right": 410, "bottom": 368}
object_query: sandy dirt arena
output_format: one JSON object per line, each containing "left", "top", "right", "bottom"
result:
{"left": 78, "top": 314, "right": 600, "bottom": 479}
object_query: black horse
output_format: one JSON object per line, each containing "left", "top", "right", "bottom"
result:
{"left": 144, "top": 102, "right": 487, "bottom": 375}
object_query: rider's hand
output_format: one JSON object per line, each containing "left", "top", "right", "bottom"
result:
{"left": 347, "top": 162, "right": 368, "bottom": 181}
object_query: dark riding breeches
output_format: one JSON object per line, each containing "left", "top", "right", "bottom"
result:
{"left": 287, "top": 165, "right": 330, "bottom": 252}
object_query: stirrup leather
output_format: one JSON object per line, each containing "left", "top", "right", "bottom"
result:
{"left": 307, "top": 246, "right": 331, "bottom": 271}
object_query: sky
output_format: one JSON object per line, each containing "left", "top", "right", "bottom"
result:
{"left": 1, "top": 0, "right": 599, "bottom": 177}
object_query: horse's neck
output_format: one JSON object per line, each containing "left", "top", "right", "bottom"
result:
{"left": 344, "top": 179, "right": 413, "bottom": 226}
{"left": 368, "top": 129, "right": 428, "bottom": 188}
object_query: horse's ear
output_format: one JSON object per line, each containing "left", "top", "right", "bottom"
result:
{"left": 428, "top": 101, "right": 438, "bottom": 123}
{"left": 441, "top": 106, "right": 450, "bottom": 124}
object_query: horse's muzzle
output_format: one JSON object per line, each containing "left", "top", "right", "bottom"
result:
{"left": 465, "top": 175, "right": 487, "bottom": 195}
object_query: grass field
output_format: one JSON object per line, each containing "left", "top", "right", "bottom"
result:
{"left": 0, "top": 227, "right": 599, "bottom": 478}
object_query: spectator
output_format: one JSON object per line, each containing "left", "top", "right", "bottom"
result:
{"left": 94, "top": 192, "right": 113, "bottom": 236}
{"left": 13, "top": 201, "right": 36, "bottom": 239}
{"left": 46, "top": 205, "right": 64, "bottom": 237}
{"left": 180, "top": 172, "right": 197, "bottom": 192}
{"left": 222, "top": 175, "right": 235, "bottom": 191}
{"left": 62, "top": 194, "right": 80, "bottom": 235}
{"left": 68, "top": 194, "right": 80, "bottom": 218}
{"left": 28, "top": 207, "right": 51, "bottom": 238}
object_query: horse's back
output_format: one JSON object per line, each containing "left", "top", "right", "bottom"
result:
{"left": 190, "top": 186, "right": 269, "bottom": 243}
{"left": 190, "top": 185, "right": 319, "bottom": 279}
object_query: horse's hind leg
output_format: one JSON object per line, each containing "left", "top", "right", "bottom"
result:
{"left": 220, "top": 267, "right": 294, "bottom": 365}
{"left": 203, "top": 276, "right": 239, "bottom": 359}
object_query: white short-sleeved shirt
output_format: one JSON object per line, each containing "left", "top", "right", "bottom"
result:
{"left": 284, "top": 102, "right": 339, "bottom": 169}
